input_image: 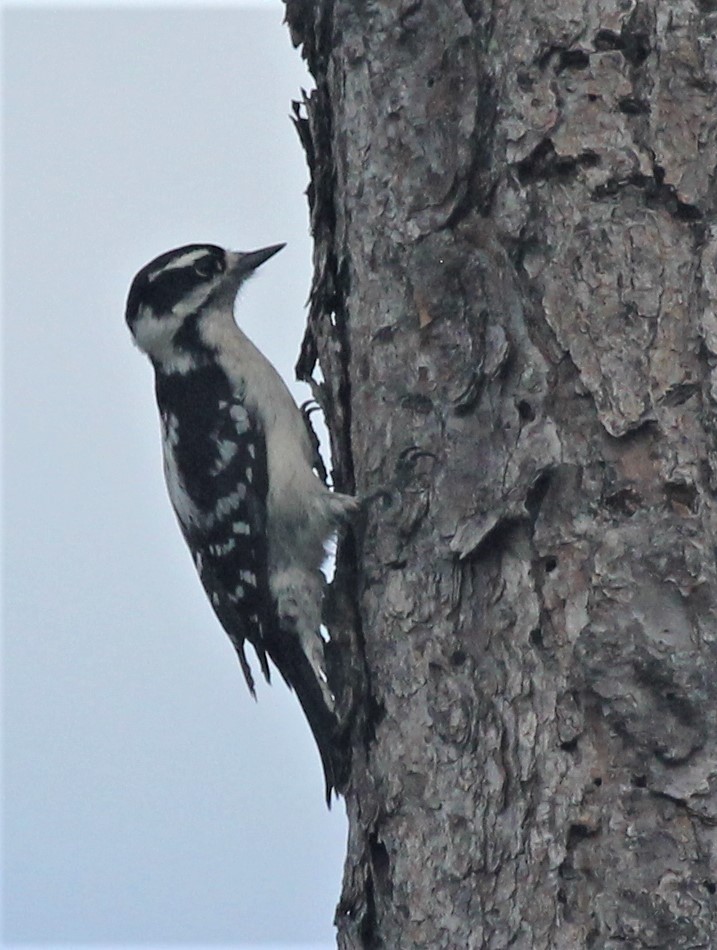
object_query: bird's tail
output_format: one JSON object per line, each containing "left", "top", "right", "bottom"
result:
{"left": 264, "top": 624, "right": 348, "bottom": 804}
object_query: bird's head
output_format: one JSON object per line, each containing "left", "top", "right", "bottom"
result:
{"left": 125, "top": 243, "right": 284, "bottom": 367}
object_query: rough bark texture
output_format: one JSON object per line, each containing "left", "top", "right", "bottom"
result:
{"left": 284, "top": 1, "right": 717, "bottom": 946}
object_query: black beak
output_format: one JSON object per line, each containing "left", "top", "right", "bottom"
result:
{"left": 232, "top": 243, "right": 286, "bottom": 278}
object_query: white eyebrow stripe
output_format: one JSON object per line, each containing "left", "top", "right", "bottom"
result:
{"left": 147, "top": 248, "right": 209, "bottom": 282}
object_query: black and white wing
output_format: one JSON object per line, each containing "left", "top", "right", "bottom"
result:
{"left": 157, "top": 369, "right": 272, "bottom": 693}
{"left": 188, "top": 401, "right": 273, "bottom": 694}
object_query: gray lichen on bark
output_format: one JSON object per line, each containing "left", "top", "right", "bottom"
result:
{"left": 285, "top": 0, "right": 717, "bottom": 946}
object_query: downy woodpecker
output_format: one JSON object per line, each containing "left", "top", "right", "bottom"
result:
{"left": 125, "top": 243, "right": 356, "bottom": 798}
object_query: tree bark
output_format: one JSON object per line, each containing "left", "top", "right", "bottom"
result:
{"left": 284, "top": 1, "right": 717, "bottom": 946}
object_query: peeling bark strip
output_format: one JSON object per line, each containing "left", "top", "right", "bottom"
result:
{"left": 284, "top": 1, "right": 717, "bottom": 947}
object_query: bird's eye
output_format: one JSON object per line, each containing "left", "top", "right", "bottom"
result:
{"left": 193, "top": 256, "right": 223, "bottom": 279}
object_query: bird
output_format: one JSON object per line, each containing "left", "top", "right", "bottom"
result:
{"left": 125, "top": 242, "right": 357, "bottom": 799}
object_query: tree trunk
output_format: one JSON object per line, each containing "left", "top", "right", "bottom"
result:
{"left": 284, "top": 1, "right": 717, "bottom": 946}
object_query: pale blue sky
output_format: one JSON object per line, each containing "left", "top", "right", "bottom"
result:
{"left": 3, "top": 3, "right": 345, "bottom": 947}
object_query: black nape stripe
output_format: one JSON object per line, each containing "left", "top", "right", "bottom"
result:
{"left": 155, "top": 362, "right": 233, "bottom": 418}
{"left": 172, "top": 311, "right": 208, "bottom": 356}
